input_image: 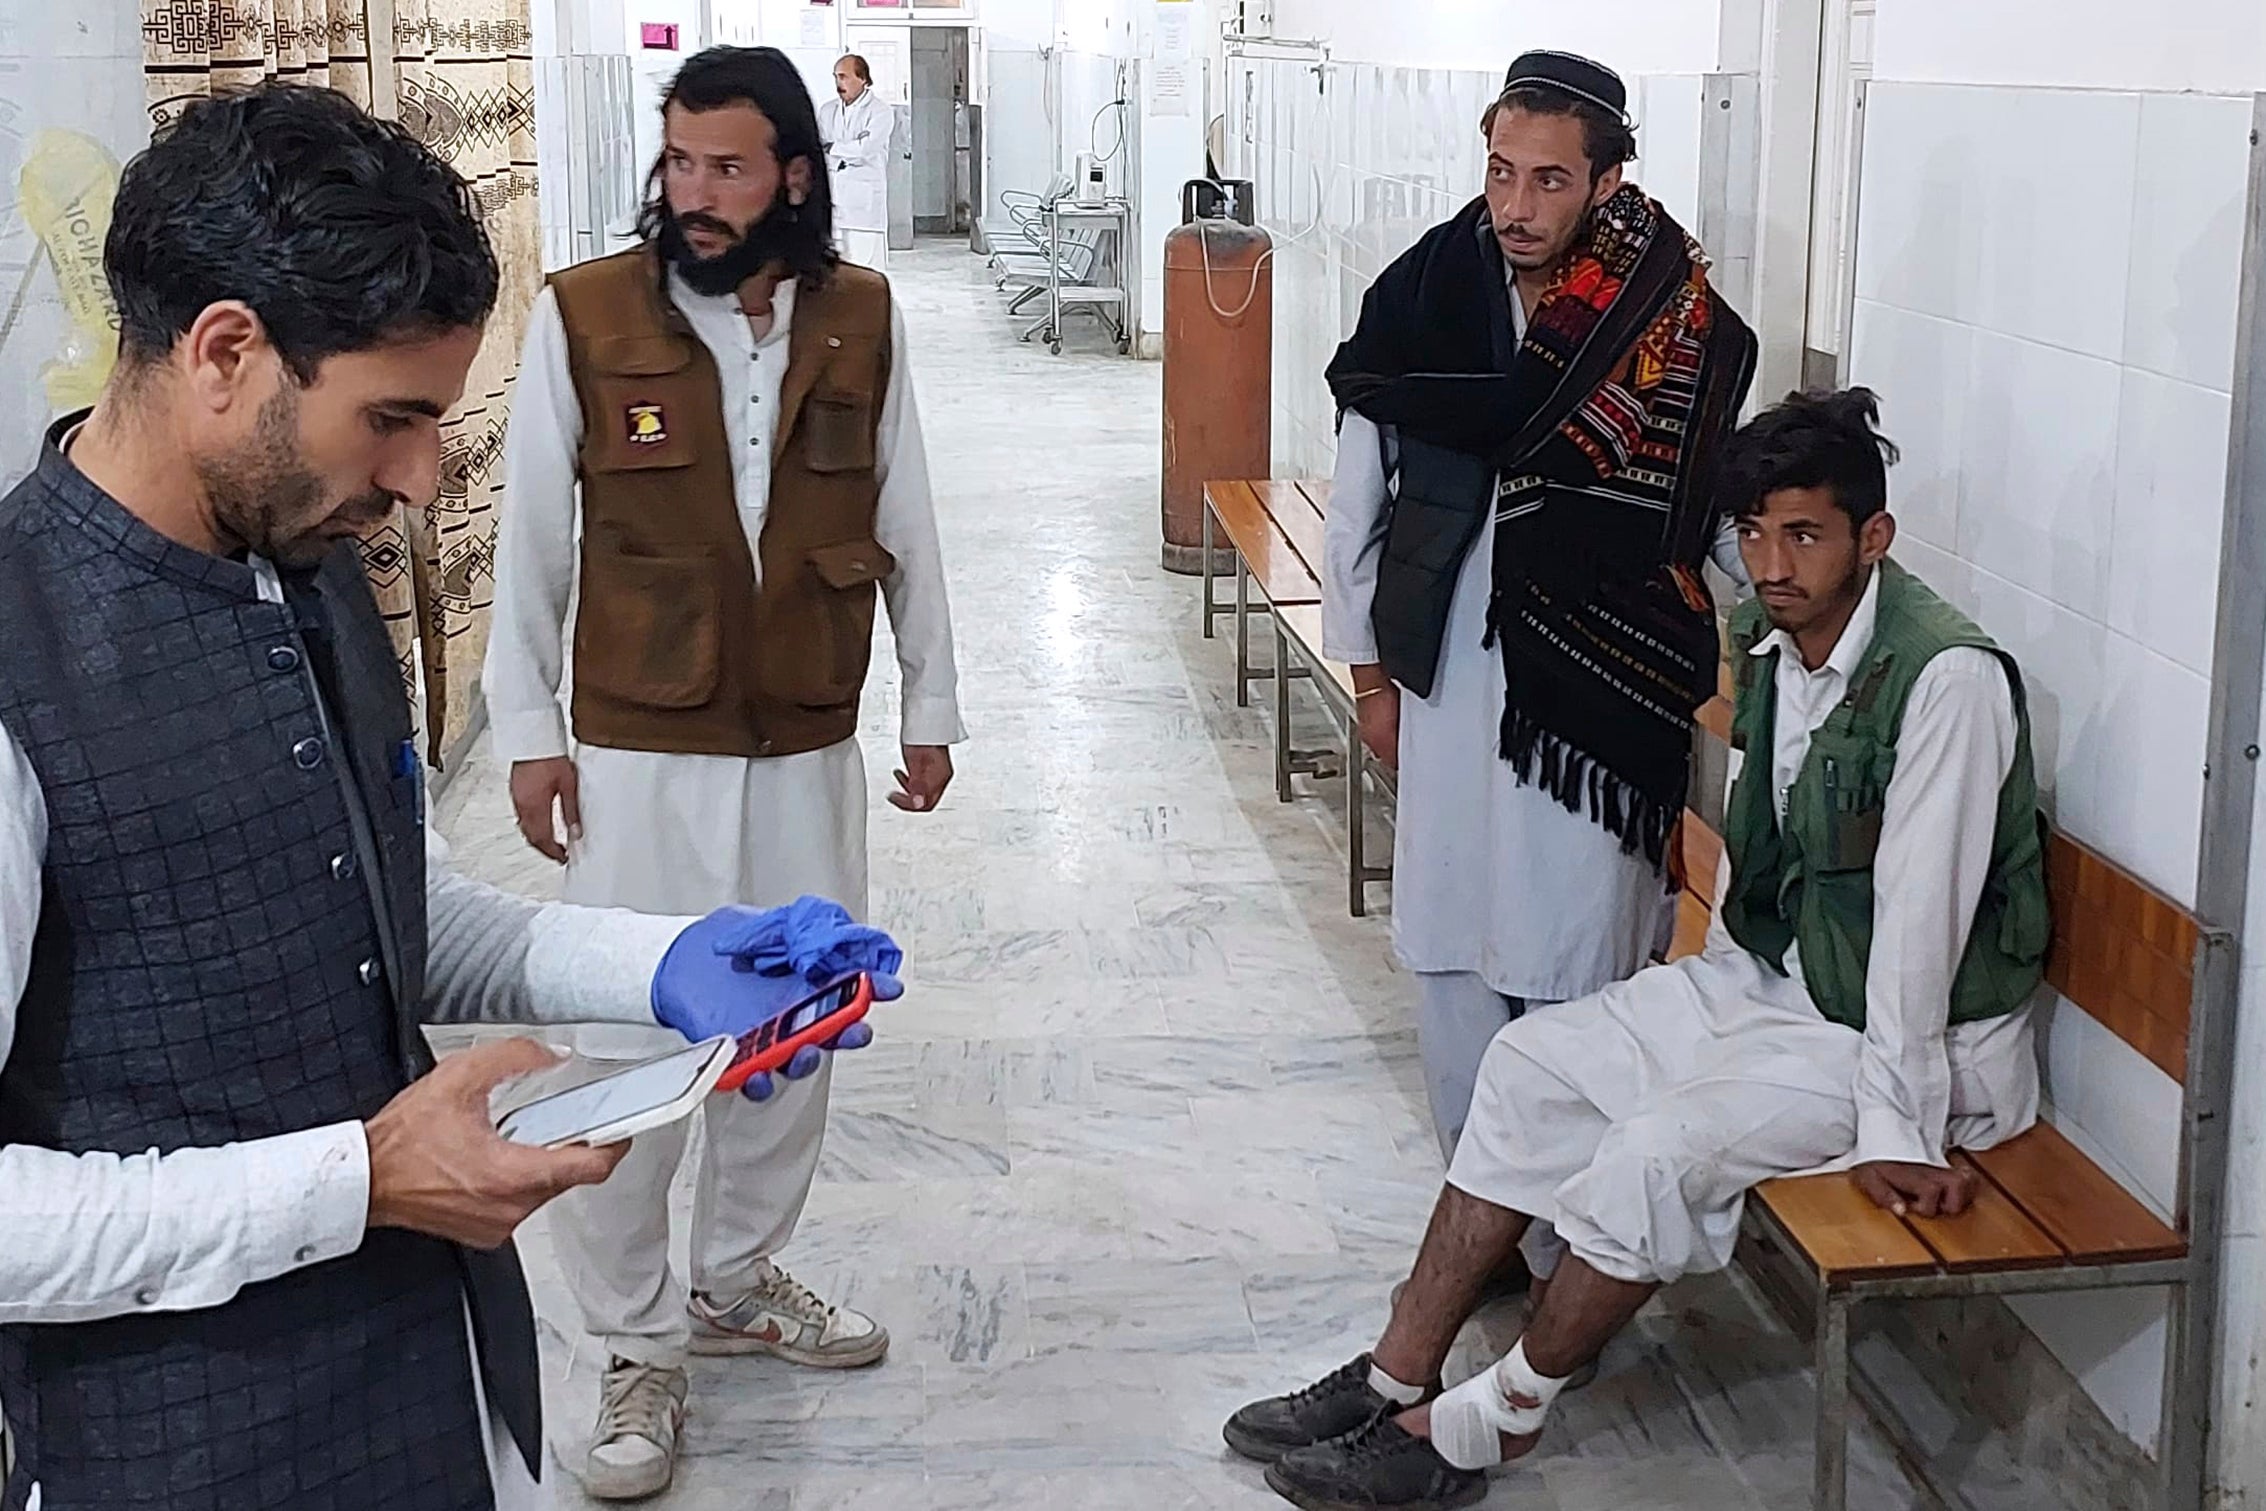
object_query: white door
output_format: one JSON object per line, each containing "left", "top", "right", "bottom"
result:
{"left": 1802, "top": 0, "right": 1876, "bottom": 389}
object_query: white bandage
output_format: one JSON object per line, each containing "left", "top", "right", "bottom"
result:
{"left": 1426, "top": 1340, "right": 1569, "bottom": 1470}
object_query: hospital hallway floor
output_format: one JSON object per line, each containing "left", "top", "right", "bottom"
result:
{"left": 434, "top": 241, "right": 1935, "bottom": 1510}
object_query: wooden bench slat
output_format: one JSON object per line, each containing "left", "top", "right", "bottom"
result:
{"left": 1203, "top": 481, "right": 1321, "bottom": 606}
{"left": 1273, "top": 604, "right": 1354, "bottom": 700}
{"left": 1668, "top": 889, "right": 1711, "bottom": 962}
{"left": 1296, "top": 479, "right": 1332, "bottom": 515}
{"left": 1754, "top": 1172, "right": 1940, "bottom": 1282}
{"left": 1680, "top": 816, "right": 1723, "bottom": 907}
{"left": 2044, "top": 838, "right": 2194, "bottom": 1081}
{"left": 1900, "top": 1153, "right": 2069, "bottom": 1271}
{"left": 1965, "top": 1121, "right": 2186, "bottom": 1265}
{"left": 1255, "top": 480, "right": 1329, "bottom": 583}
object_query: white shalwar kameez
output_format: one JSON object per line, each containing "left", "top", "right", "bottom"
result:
{"left": 1445, "top": 568, "right": 2041, "bottom": 1285}
{"left": 819, "top": 89, "right": 891, "bottom": 271}
{"left": 483, "top": 269, "right": 963, "bottom": 1367}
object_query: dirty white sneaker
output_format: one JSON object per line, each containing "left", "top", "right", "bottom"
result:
{"left": 687, "top": 1259, "right": 889, "bottom": 1368}
{"left": 580, "top": 1356, "right": 688, "bottom": 1502}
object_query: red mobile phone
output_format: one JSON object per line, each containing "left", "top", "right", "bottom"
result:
{"left": 715, "top": 974, "right": 876, "bottom": 1094}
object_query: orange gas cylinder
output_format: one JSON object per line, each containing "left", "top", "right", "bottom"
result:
{"left": 1161, "top": 217, "right": 1272, "bottom": 574}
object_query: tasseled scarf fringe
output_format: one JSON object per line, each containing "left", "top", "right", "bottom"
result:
{"left": 1498, "top": 706, "right": 1680, "bottom": 870}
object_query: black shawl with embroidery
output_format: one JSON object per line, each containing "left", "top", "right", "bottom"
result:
{"left": 1327, "top": 188, "right": 1757, "bottom": 865}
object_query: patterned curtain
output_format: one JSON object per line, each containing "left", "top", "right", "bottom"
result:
{"left": 139, "top": 0, "right": 536, "bottom": 763}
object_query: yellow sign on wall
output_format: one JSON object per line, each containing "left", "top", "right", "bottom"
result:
{"left": 18, "top": 129, "right": 122, "bottom": 412}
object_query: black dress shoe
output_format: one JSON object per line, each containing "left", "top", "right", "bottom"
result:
{"left": 1262, "top": 1410, "right": 1487, "bottom": 1510}
{"left": 1224, "top": 1354, "right": 1411, "bottom": 1463}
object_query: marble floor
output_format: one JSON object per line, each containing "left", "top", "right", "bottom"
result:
{"left": 435, "top": 242, "right": 1929, "bottom": 1510}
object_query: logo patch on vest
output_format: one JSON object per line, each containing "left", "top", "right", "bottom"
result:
{"left": 626, "top": 403, "right": 668, "bottom": 446}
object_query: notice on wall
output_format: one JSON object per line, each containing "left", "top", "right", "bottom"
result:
{"left": 1153, "top": 3, "right": 1194, "bottom": 59}
{"left": 1151, "top": 59, "right": 1193, "bottom": 117}
{"left": 801, "top": 7, "right": 833, "bottom": 46}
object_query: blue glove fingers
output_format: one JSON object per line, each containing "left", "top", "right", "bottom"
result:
{"left": 826, "top": 1020, "right": 874, "bottom": 1052}
{"left": 741, "top": 1071, "right": 777, "bottom": 1102}
{"left": 780, "top": 1044, "right": 825, "bottom": 1081}
{"left": 868, "top": 972, "right": 905, "bottom": 1003}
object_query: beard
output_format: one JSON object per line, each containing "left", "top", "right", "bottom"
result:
{"left": 659, "top": 194, "right": 799, "bottom": 298}
{"left": 196, "top": 386, "right": 396, "bottom": 569}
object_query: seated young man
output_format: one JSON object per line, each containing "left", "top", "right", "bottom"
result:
{"left": 1224, "top": 388, "right": 2050, "bottom": 1510}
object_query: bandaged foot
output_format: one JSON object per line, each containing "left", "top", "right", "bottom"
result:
{"left": 1425, "top": 1339, "right": 1569, "bottom": 1470}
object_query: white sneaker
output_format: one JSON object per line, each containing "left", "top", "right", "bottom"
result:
{"left": 687, "top": 1259, "right": 889, "bottom": 1368}
{"left": 580, "top": 1356, "right": 688, "bottom": 1502}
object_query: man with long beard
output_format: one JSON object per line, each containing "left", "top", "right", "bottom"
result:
{"left": 484, "top": 45, "right": 963, "bottom": 1501}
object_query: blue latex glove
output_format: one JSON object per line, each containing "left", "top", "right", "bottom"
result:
{"left": 700, "top": 895, "right": 905, "bottom": 985}
{"left": 652, "top": 901, "right": 903, "bottom": 1102}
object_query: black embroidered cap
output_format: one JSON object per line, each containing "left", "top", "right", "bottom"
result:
{"left": 1502, "top": 50, "right": 1631, "bottom": 125}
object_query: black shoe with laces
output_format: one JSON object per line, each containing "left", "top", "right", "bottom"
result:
{"left": 1224, "top": 1355, "right": 1411, "bottom": 1463}
{"left": 1263, "top": 1411, "right": 1487, "bottom": 1511}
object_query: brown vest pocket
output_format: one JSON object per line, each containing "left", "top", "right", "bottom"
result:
{"left": 577, "top": 549, "right": 723, "bottom": 710}
{"left": 584, "top": 336, "right": 704, "bottom": 474}
{"left": 801, "top": 395, "right": 878, "bottom": 474}
{"left": 768, "top": 540, "right": 897, "bottom": 708}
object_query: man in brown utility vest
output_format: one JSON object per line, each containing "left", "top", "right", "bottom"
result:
{"left": 483, "top": 45, "right": 964, "bottom": 1501}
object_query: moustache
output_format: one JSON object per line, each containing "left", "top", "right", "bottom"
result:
{"left": 676, "top": 212, "right": 738, "bottom": 240}
{"left": 336, "top": 491, "right": 403, "bottom": 528}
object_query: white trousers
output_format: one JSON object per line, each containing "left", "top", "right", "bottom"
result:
{"left": 1417, "top": 971, "right": 1565, "bottom": 1280}
{"left": 838, "top": 228, "right": 889, "bottom": 271}
{"left": 1446, "top": 950, "right": 1864, "bottom": 1286}
{"left": 547, "top": 740, "right": 868, "bottom": 1368}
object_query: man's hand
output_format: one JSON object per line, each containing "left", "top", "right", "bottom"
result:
{"left": 509, "top": 757, "right": 581, "bottom": 865}
{"left": 1352, "top": 666, "right": 1400, "bottom": 771}
{"left": 890, "top": 745, "right": 954, "bottom": 813}
{"left": 365, "top": 1038, "right": 628, "bottom": 1250}
{"left": 1852, "top": 1160, "right": 1977, "bottom": 1219}
{"left": 651, "top": 902, "right": 902, "bottom": 1101}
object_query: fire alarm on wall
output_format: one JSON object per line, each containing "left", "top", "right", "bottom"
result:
{"left": 640, "top": 22, "right": 680, "bottom": 49}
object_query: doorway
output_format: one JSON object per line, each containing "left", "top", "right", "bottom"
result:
{"left": 909, "top": 26, "right": 972, "bottom": 235}
{"left": 1802, "top": 0, "right": 1876, "bottom": 389}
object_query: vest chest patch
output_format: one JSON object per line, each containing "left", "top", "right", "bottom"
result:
{"left": 626, "top": 402, "right": 668, "bottom": 445}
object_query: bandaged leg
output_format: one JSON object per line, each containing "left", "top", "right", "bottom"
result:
{"left": 1426, "top": 1339, "right": 1568, "bottom": 1469}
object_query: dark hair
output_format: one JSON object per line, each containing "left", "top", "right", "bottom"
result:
{"left": 840, "top": 54, "right": 872, "bottom": 84}
{"left": 638, "top": 46, "right": 835, "bottom": 281}
{"left": 1481, "top": 86, "right": 1637, "bottom": 179}
{"left": 1720, "top": 388, "right": 1903, "bottom": 525}
{"left": 106, "top": 83, "right": 498, "bottom": 383}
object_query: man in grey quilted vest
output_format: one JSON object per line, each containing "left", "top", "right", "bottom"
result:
{"left": 0, "top": 84, "right": 868, "bottom": 1511}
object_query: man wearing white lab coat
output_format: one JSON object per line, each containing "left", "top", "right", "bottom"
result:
{"left": 485, "top": 47, "right": 962, "bottom": 1501}
{"left": 819, "top": 54, "right": 891, "bottom": 269}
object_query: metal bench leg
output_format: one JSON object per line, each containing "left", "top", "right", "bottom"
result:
{"left": 1235, "top": 567, "right": 1254, "bottom": 708}
{"left": 2162, "top": 1272, "right": 2210, "bottom": 1511}
{"left": 1201, "top": 506, "right": 1218, "bottom": 638}
{"left": 1814, "top": 1292, "right": 1850, "bottom": 1511}
{"left": 1348, "top": 734, "right": 1368, "bottom": 917}
{"left": 1274, "top": 611, "right": 1296, "bottom": 802}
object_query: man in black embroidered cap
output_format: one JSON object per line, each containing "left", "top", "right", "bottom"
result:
{"left": 1225, "top": 49, "right": 1756, "bottom": 1507}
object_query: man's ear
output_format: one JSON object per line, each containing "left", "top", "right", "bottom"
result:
{"left": 786, "top": 155, "right": 813, "bottom": 206}
{"left": 1591, "top": 163, "right": 1624, "bottom": 207}
{"left": 1859, "top": 509, "right": 1897, "bottom": 568}
{"left": 179, "top": 300, "right": 276, "bottom": 415}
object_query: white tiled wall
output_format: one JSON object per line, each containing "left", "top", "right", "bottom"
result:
{"left": 1847, "top": 79, "right": 2256, "bottom": 1453}
{"left": 1226, "top": 58, "right": 1713, "bottom": 483}
{"left": 0, "top": 3, "right": 147, "bottom": 485}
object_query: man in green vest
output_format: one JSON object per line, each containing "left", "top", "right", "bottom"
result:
{"left": 1227, "top": 388, "right": 2050, "bottom": 1509}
